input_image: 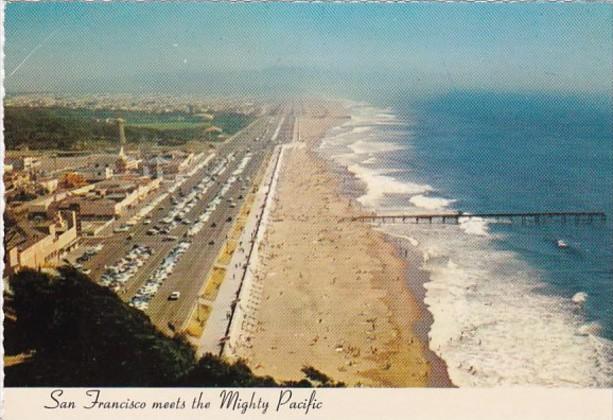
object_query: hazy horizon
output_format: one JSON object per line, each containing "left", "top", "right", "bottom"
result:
{"left": 4, "top": 3, "right": 613, "bottom": 101}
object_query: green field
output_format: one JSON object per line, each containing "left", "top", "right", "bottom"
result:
{"left": 4, "top": 105, "right": 254, "bottom": 150}
{"left": 128, "top": 121, "right": 210, "bottom": 130}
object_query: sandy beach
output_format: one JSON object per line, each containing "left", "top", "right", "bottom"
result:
{"left": 232, "top": 101, "right": 436, "bottom": 386}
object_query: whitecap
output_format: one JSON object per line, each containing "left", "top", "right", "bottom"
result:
{"left": 571, "top": 292, "right": 588, "bottom": 305}
{"left": 322, "top": 100, "right": 612, "bottom": 387}
{"left": 410, "top": 194, "right": 455, "bottom": 210}
{"left": 346, "top": 163, "right": 432, "bottom": 208}
{"left": 577, "top": 322, "right": 602, "bottom": 336}
{"left": 458, "top": 216, "right": 489, "bottom": 237}
{"left": 351, "top": 126, "right": 372, "bottom": 134}
{"left": 348, "top": 139, "right": 406, "bottom": 155}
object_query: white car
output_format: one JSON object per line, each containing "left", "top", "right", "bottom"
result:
{"left": 168, "top": 291, "right": 181, "bottom": 301}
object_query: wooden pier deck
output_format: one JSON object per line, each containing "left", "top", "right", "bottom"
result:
{"left": 344, "top": 211, "right": 607, "bottom": 225}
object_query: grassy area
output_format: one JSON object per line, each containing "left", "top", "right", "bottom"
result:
{"left": 203, "top": 267, "right": 227, "bottom": 301}
{"left": 129, "top": 121, "right": 210, "bottom": 130}
{"left": 42, "top": 107, "right": 206, "bottom": 125}
{"left": 185, "top": 303, "right": 212, "bottom": 338}
{"left": 218, "top": 240, "right": 237, "bottom": 266}
{"left": 4, "top": 106, "right": 254, "bottom": 150}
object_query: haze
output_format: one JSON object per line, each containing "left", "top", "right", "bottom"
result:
{"left": 4, "top": 3, "right": 613, "bottom": 99}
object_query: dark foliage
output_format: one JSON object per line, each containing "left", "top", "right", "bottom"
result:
{"left": 4, "top": 106, "right": 253, "bottom": 150}
{"left": 176, "top": 354, "right": 278, "bottom": 387}
{"left": 4, "top": 268, "right": 342, "bottom": 388}
{"left": 301, "top": 366, "right": 345, "bottom": 387}
{"left": 4, "top": 107, "right": 113, "bottom": 150}
{"left": 6, "top": 267, "right": 194, "bottom": 386}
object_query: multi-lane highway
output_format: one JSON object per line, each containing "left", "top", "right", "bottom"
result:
{"left": 74, "top": 107, "right": 294, "bottom": 334}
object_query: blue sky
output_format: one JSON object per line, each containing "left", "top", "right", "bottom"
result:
{"left": 4, "top": 3, "right": 613, "bottom": 97}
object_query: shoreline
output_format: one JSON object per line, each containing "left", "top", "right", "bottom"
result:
{"left": 381, "top": 229, "right": 454, "bottom": 387}
{"left": 319, "top": 152, "right": 453, "bottom": 388}
{"left": 233, "top": 100, "right": 452, "bottom": 387}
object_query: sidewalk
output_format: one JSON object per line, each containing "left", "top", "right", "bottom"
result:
{"left": 195, "top": 145, "right": 283, "bottom": 356}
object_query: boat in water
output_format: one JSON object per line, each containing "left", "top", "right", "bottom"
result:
{"left": 557, "top": 239, "right": 569, "bottom": 249}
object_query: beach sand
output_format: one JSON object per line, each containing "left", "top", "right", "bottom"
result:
{"left": 234, "top": 101, "right": 435, "bottom": 386}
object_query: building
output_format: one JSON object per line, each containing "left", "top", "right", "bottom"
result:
{"left": 142, "top": 156, "right": 165, "bottom": 178}
{"left": 77, "top": 164, "right": 114, "bottom": 182}
{"left": 161, "top": 151, "right": 195, "bottom": 174}
{"left": 57, "top": 176, "right": 161, "bottom": 221}
{"left": 3, "top": 171, "right": 31, "bottom": 192}
{"left": 5, "top": 210, "right": 79, "bottom": 275}
{"left": 5, "top": 156, "right": 41, "bottom": 172}
{"left": 37, "top": 177, "right": 59, "bottom": 194}
{"left": 26, "top": 184, "right": 97, "bottom": 217}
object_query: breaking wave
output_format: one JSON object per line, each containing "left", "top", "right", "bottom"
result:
{"left": 318, "top": 101, "right": 613, "bottom": 387}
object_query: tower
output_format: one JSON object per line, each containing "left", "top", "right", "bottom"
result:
{"left": 115, "top": 118, "right": 128, "bottom": 173}
{"left": 116, "top": 118, "right": 127, "bottom": 159}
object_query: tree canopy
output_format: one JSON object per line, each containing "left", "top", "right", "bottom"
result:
{"left": 4, "top": 106, "right": 253, "bottom": 150}
{"left": 4, "top": 267, "right": 344, "bottom": 387}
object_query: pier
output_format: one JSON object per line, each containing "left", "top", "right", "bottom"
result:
{"left": 344, "top": 211, "right": 607, "bottom": 225}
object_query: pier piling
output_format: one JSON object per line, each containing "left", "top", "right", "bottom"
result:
{"left": 346, "top": 211, "right": 606, "bottom": 226}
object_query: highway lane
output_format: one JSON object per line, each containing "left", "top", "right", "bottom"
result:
{"left": 77, "top": 113, "right": 277, "bottom": 284}
{"left": 125, "top": 123, "right": 280, "bottom": 297}
{"left": 147, "top": 148, "right": 271, "bottom": 332}
{"left": 74, "top": 108, "right": 292, "bottom": 334}
{"left": 147, "top": 111, "right": 296, "bottom": 334}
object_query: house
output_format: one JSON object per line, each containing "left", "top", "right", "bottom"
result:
{"left": 5, "top": 210, "right": 80, "bottom": 275}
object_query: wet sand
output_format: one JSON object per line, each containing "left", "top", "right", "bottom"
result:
{"left": 234, "top": 101, "right": 447, "bottom": 386}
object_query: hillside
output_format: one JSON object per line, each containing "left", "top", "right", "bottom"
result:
{"left": 3, "top": 267, "right": 343, "bottom": 387}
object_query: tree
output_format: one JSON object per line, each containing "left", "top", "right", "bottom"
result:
{"left": 4, "top": 268, "right": 343, "bottom": 387}
{"left": 6, "top": 267, "right": 194, "bottom": 386}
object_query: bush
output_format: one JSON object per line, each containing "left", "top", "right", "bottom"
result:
{"left": 4, "top": 268, "right": 342, "bottom": 388}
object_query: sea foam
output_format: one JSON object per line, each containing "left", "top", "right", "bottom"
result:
{"left": 410, "top": 194, "right": 455, "bottom": 210}
{"left": 319, "top": 101, "right": 613, "bottom": 387}
{"left": 348, "top": 139, "right": 405, "bottom": 155}
{"left": 347, "top": 163, "right": 432, "bottom": 208}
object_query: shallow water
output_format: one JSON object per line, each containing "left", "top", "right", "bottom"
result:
{"left": 319, "top": 94, "right": 613, "bottom": 387}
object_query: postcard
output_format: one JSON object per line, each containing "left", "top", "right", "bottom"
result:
{"left": 1, "top": 2, "right": 612, "bottom": 419}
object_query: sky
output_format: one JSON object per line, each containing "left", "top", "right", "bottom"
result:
{"left": 4, "top": 3, "right": 613, "bottom": 99}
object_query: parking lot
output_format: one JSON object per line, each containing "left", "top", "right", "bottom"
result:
{"left": 67, "top": 111, "right": 289, "bottom": 334}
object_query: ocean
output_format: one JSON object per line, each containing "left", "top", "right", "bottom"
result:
{"left": 319, "top": 92, "right": 613, "bottom": 387}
